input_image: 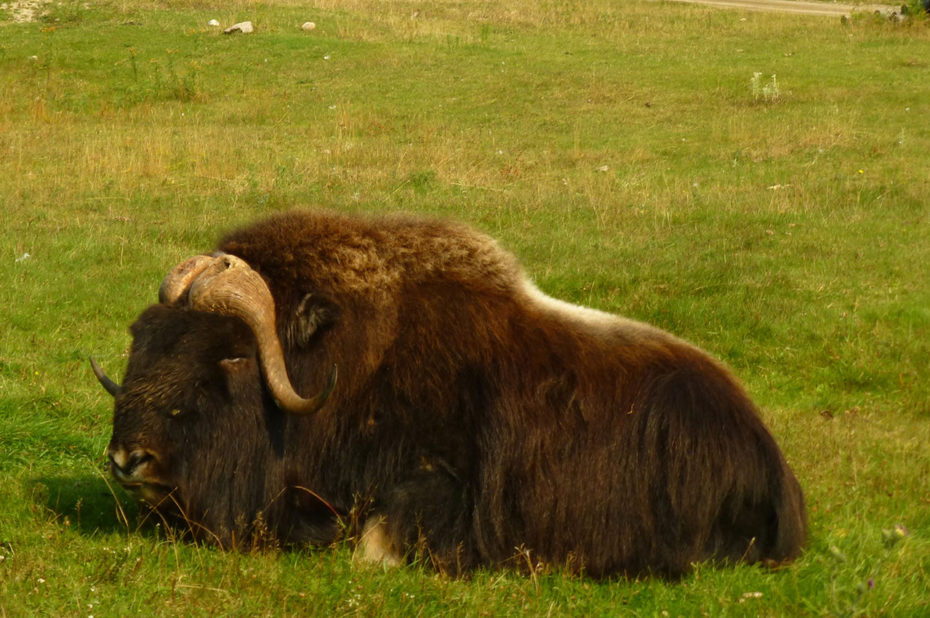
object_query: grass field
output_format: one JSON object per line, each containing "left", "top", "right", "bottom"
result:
{"left": 2, "top": 0, "right": 929, "bottom": 614}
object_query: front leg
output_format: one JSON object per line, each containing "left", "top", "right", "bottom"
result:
{"left": 355, "top": 514, "right": 403, "bottom": 566}
{"left": 354, "top": 458, "right": 477, "bottom": 574}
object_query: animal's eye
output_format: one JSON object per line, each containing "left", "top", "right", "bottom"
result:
{"left": 168, "top": 408, "right": 183, "bottom": 418}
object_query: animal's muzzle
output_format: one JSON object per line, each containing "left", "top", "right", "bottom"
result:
{"left": 108, "top": 448, "right": 175, "bottom": 509}
{"left": 107, "top": 446, "right": 173, "bottom": 506}
{"left": 108, "top": 447, "right": 154, "bottom": 483}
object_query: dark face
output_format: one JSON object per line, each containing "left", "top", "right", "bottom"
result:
{"left": 107, "top": 305, "right": 277, "bottom": 536}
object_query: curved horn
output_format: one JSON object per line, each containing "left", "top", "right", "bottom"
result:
{"left": 186, "top": 254, "right": 337, "bottom": 415}
{"left": 90, "top": 356, "right": 121, "bottom": 397}
{"left": 159, "top": 254, "right": 217, "bottom": 305}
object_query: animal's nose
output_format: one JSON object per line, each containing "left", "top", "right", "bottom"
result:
{"left": 108, "top": 447, "right": 153, "bottom": 476}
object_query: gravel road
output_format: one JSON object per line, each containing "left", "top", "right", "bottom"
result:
{"left": 665, "top": 0, "right": 898, "bottom": 16}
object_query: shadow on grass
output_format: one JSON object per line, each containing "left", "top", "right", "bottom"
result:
{"left": 29, "top": 473, "right": 339, "bottom": 551}
{"left": 30, "top": 472, "right": 161, "bottom": 539}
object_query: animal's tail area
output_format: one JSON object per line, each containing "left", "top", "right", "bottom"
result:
{"left": 706, "top": 438, "right": 807, "bottom": 567}
{"left": 636, "top": 357, "right": 807, "bottom": 573}
{"left": 760, "top": 450, "right": 807, "bottom": 565}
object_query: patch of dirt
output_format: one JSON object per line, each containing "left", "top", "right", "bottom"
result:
{"left": 1, "top": 0, "right": 51, "bottom": 22}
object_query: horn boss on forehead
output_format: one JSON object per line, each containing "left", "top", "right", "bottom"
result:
{"left": 161, "top": 252, "right": 336, "bottom": 415}
{"left": 158, "top": 254, "right": 216, "bottom": 305}
{"left": 98, "top": 210, "right": 806, "bottom": 578}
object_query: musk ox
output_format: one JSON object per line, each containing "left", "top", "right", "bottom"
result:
{"left": 93, "top": 210, "right": 805, "bottom": 577}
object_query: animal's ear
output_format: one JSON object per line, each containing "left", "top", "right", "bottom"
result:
{"left": 287, "top": 293, "right": 341, "bottom": 348}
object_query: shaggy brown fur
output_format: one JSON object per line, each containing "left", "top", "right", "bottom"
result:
{"left": 104, "top": 210, "right": 806, "bottom": 577}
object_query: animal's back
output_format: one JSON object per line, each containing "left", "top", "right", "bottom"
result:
{"left": 474, "top": 291, "right": 806, "bottom": 576}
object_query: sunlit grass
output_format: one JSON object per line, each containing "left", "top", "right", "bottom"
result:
{"left": 1, "top": 0, "right": 929, "bottom": 614}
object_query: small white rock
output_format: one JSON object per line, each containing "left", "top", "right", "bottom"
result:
{"left": 224, "top": 21, "right": 253, "bottom": 34}
{"left": 208, "top": 19, "right": 220, "bottom": 27}
{"left": 301, "top": 21, "right": 316, "bottom": 31}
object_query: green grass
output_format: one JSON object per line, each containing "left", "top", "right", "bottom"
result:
{"left": 2, "top": 0, "right": 929, "bottom": 614}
